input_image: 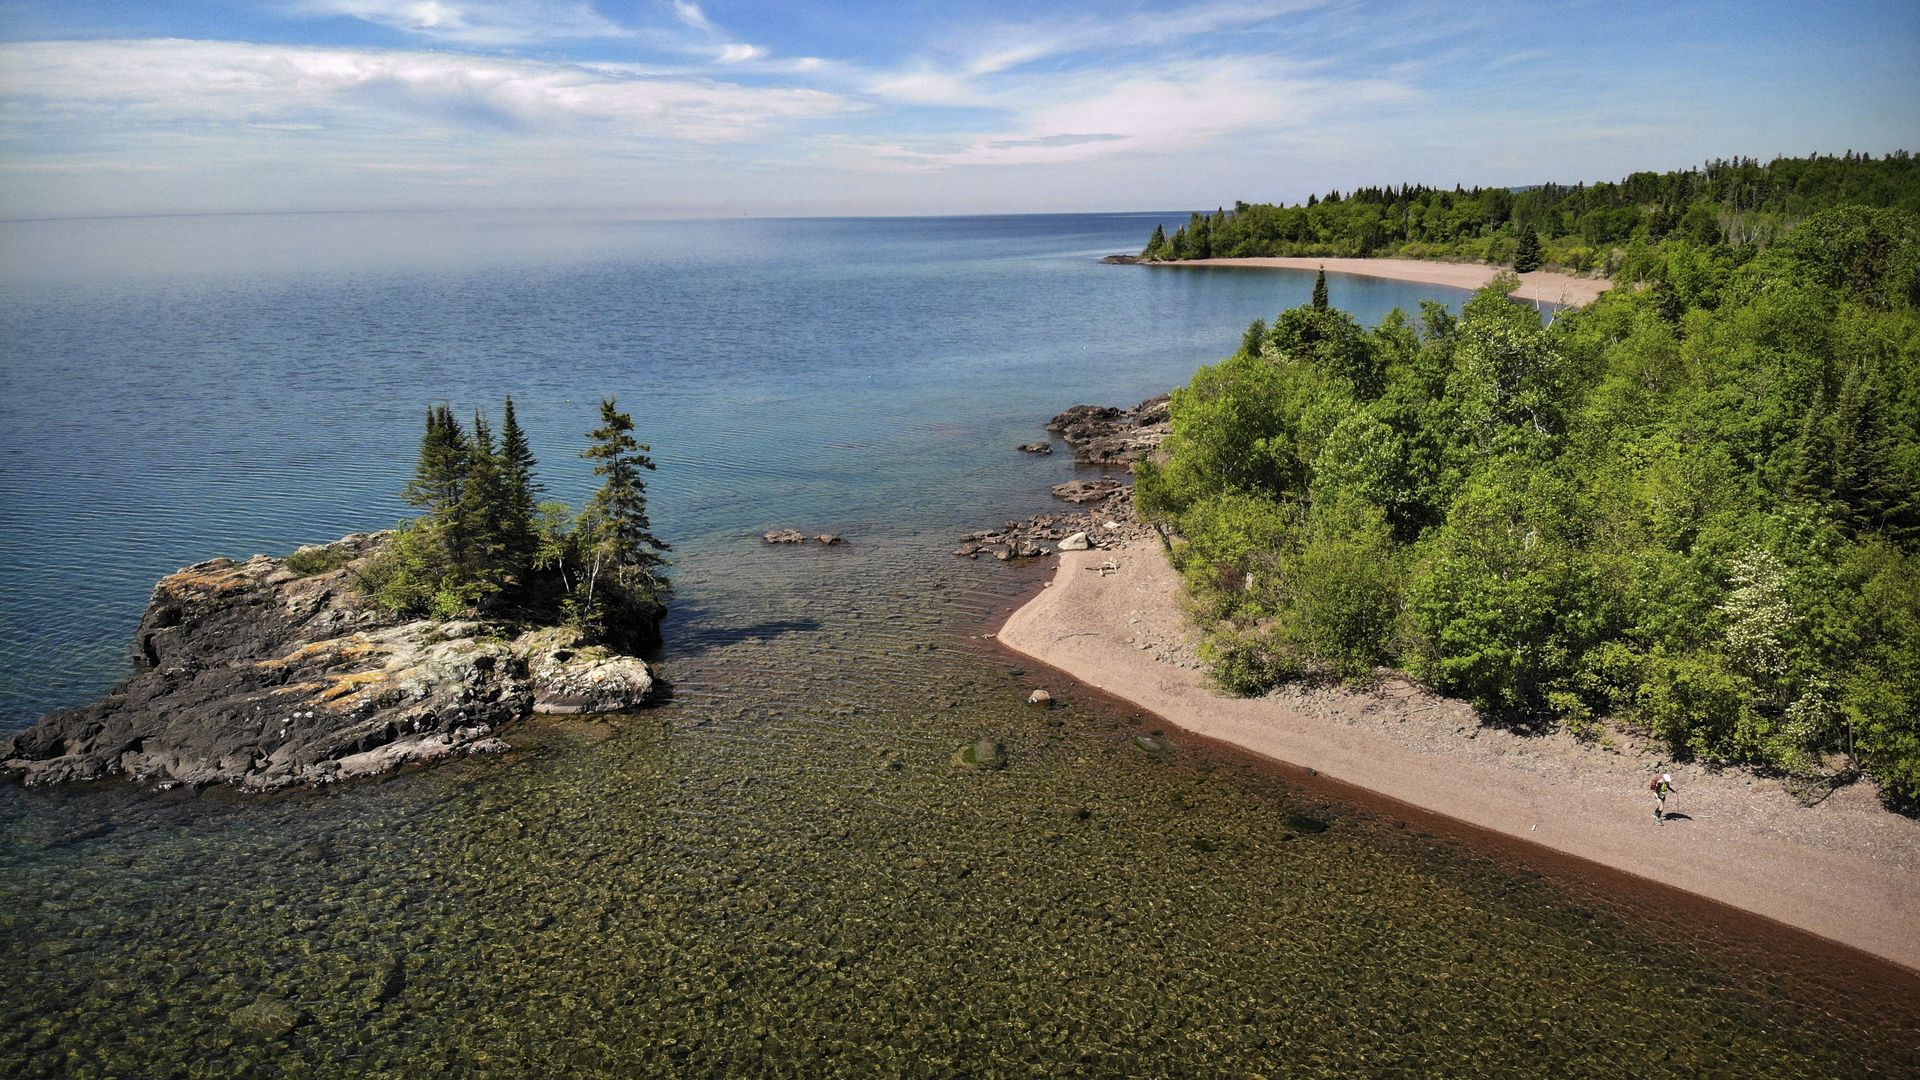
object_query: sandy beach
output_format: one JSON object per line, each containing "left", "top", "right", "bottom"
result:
{"left": 1150, "top": 256, "right": 1612, "bottom": 306}
{"left": 998, "top": 539, "right": 1920, "bottom": 972}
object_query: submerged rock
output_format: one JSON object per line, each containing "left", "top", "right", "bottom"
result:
{"left": 1026, "top": 689, "right": 1054, "bottom": 708}
{"left": 1, "top": 533, "right": 660, "bottom": 793}
{"left": 954, "top": 738, "right": 1008, "bottom": 771}
{"left": 1017, "top": 442, "right": 1053, "bottom": 454}
{"left": 763, "top": 528, "right": 808, "bottom": 544}
{"left": 815, "top": 534, "right": 844, "bottom": 546}
{"left": 231, "top": 994, "right": 302, "bottom": 1041}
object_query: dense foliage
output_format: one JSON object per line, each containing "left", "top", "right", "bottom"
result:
{"left": 1142, "top": 150, "right": 1920, "bottom": 275}
{"left": 1135, "top": 206, "right": 1920, "bottom": 806}
{"left": 359, "top": 397, "right": 670, "bottom": 647}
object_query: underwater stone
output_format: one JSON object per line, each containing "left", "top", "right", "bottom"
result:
{"left": 954, "top": 738, "right": 1008, "bottom": 771}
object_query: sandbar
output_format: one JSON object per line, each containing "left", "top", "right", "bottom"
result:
{"left": 1149, "top": 256, "right": 1611, "bottom": 306}
{"left": 997, "top": 539, "right": 1920, "bottom": 971}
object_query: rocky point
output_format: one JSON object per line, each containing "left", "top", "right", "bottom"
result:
{"left": 1, "top": 532, "right": 658, "bottom": 792}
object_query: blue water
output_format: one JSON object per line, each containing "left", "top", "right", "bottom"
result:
{"left": 0, "top": 211, "right": 1464, "bottom": 726}
{"left": 7, "top": 214, "right": 1919, "bottom": 1077}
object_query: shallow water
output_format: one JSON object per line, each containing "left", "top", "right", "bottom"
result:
{"left": 3, "top": 213, "right": 1916, "bottom": 1075}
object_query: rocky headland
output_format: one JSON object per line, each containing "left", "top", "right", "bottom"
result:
{"left": 1, "top": 532, "right": 658, "bottom": 793}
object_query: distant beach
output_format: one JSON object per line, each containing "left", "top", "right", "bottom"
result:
{"left": 999, "top": 537, "right": 1920, "bottom": 972}
{"left": 1146, "top": 256, "right": 1613, "bottom": 306}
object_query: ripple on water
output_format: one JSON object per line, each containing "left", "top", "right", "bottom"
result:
{"left": 4, "top": 542, "right": 1917, "bottom": 1077}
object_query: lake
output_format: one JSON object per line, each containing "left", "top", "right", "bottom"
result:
{"left": 1, "top": 211, "right": 1914, "bottom": 1075}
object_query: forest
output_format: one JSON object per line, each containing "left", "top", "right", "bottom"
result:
{"left": 1133, "top": 205, "right": 1920, "bottom": 806}
{"left": 342, "top": 397, "right": 671, "bottom": 650}
{"left": 1140, "top": 151, "right": 1920, "bottom": 275}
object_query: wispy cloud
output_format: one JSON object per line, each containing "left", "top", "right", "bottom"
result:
{"left": 0, "top": 39, "right": 853, "bottom": 142}
{"left": 296, "top": 0, "right": 635, "bottom": 47}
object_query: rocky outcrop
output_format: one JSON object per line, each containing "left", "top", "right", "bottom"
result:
{"left": 954, "top": 486, "right": 1153, "bottom": 561}
{"left": 1051, "top": 479, "right": 1123, "bottom": 504}
{"left": 763, "top": 529, "right": 808, "bottom": 544}
{"left": 1046, "top": 395, "right": 1170, "bottom": 469}
{"left": 1, "top": 533, "right": 658, "bottom": 793}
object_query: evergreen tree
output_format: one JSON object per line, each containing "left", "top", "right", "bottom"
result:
{"left": 1513, "top": 228, "right": 1545, "bottom": 272}
{"left": 578, "top": 398, "right": 671, "bottom": 629}
{"left": 459, "top": 410, "right": 510, "bottom": 595}
{"left": 498, "top": 396, "right": 542, "bottom": 568}
{"left": 1311, "top": 268, "right": 1329, "bottom": 311}
{"left": 403, "top": 405, "right": 473, "bottom": 570}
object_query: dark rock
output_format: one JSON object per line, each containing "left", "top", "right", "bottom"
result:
{"left": 1052, "top": 479, "right": 1123, "bottom": 504}
{"left": 815, "top": 534, "right": 843, "bottom": 546}
{"left": 1017, "top": 442, "right": 1053, "bottom": 454}
{"left": 1101, "top": 254, "right": 1143, "bottom": 265}
{"left": 762, "top": 529, "right": 808, "bottom": 544}
{"left": 1046, "top": 395, "right": 1171, "bottom": 469}
{"left": 1, "top": 533, "right": 658, "bottom": 793}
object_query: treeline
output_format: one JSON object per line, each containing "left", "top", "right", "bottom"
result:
{"left": 1135, "top": 206, "right": 1920, "bottom": 806}
{"left": 1141, "top": 150, "right": 1920, "bottom": 275}
{"left": 357, "top": 397, "right": 670, "bottom": 649}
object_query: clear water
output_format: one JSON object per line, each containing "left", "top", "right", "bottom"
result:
{"left": 2, "top": 212, "right": 1915, "bottom": 1076}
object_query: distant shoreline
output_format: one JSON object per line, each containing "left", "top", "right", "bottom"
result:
{"left": 1125, "top": 255, "right": 1613, "bottom": 306}
{"left": 998, "top": 536, "right": 1920, "bottom": 972}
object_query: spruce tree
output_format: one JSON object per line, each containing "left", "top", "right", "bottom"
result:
{"left": 403, "top": 405, "right": 473, "bottom": 570}
{"left": 578, "top": 398, "right": 670, "bottom": 629}
{"left": 1312, "top": 267, "right": 1329, "bottom": 311}
{"left": 1514, "top": 228, "right": 1545, "bottom": 272}
{"left": 459, "top": 410, "right": 510, "bottom": 595}
{"left": 498, "top": 396, "right": 542, "bottom": 569}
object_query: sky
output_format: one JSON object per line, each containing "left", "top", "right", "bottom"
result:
{"left": 0, "top": 0, "right": 1916, "bottom": 219}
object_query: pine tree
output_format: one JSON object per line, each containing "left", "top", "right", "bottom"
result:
{"left": 578, "top": 398, "right": 671, "bottom": 630}
{"left": 1312, "top": 267, "right": 1329, "bottom": 311}
{"left": 498, "top": 396, "right": 542, "bottom": 569}
{"left": 1513, "top": 228, "right": 1545, "bottom": 272}
{"left": 403, "top": 405, "right": 473, "bottom": 570}
{"left": 459, "top": 410, "right": 510, "bottom": 595}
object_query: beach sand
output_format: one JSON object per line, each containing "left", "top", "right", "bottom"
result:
{"left": 1152, "top": 256, "right": 1612, "bottom": 306}
{"left": 997, "top": 539, "right": 1920, "bottom": 971}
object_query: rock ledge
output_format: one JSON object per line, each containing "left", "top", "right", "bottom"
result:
{"left": 2, "top": 533, "right": 657, "bottom": 792}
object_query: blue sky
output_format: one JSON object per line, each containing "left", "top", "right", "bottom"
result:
{"left": 1, "top": 0, "right": 1915, "bottom": 218}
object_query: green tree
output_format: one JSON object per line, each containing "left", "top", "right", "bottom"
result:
{"left": 1311, "top": 267, "right": 1329, "bottom": 311}
{"left": 1513, "top": 228, "right": 1545, "bottom": 272}
{"left": 577, "top": 398, "right": 671, "bottom": 634}
{"left": 498, "top": 396, "right": 542, "bottom": 568}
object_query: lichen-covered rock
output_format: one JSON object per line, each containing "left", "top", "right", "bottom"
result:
{"left": 1, "top": 533, "right": 659, "bottom": 793}
{"left": 526, "top": 630, "right": 655, "bottom": 715}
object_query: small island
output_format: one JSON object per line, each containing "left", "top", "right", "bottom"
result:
{"left": 1, "top": 397, "right": 671, "bottom": 792}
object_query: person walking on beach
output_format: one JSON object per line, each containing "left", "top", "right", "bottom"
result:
{"left": 1650, "top": 771, "right": 1675, "bottom": 824}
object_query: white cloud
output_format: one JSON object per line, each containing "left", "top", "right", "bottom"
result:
{"left": 297, "top": 0, "right": 635, "bottom": 46}
{"left": 670, "top": 0, "right": 715, "bottom": 34}
{"left": 851, "top": 59, "right": 1417, "bottom": 170}
{"left": 0, "top": 39, "right": 853, "bottom": 143}
{"left": 717, "top": 43, "right": 765, "bottom": 64}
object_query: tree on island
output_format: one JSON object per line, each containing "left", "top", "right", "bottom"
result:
{"left": 1311, "top": 267, "right": 1329, "bottom": 311}
{"left": 575, "top": 398, "right": 672, "bottom": 638}
{"left": 1513, "top": 228, "right": 1545, "bottom": 272}
{"left": 363, "top": 396, "right": 669, "bottom": 645}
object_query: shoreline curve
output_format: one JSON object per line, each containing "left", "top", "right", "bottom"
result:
{"left": 1141, "top": 255, "right": 1611, "bottom": 306}
{"left": 996, "top": 540, "right": 1920, "bottom": 972}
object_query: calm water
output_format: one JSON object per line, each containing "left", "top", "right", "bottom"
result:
{"left": 2, "top": 213, "right": 1915, "bottom": 1075}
